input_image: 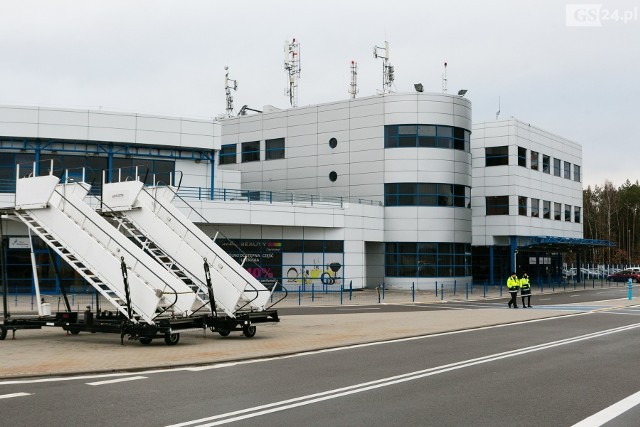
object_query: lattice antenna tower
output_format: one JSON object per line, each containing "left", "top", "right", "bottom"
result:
{"left": 348, "top": 60, "right": 359, "bottom": 99}
{"left": 224, "top": 66, "right": 238, "bottom": 117}
{"left": 284, "top": 38, "right": 301, "bottom": 107}
{"left": 373, "top": 41, "right": 394, "bottom": 93}
{"left": 442, "top": 62, "right": 448, "bottom": 93}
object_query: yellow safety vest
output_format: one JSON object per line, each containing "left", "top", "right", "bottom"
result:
{"left": 520, "top": 277, "right": 531, "bottom": 290}
{"left": 507, "top": 276, "right": 519, "bottom": 289}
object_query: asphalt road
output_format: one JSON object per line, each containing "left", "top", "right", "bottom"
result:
{"left": 2, "top": 291, "right": 640, "bottom": 426}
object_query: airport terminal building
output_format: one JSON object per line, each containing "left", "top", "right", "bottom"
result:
{"left": 0, "top": 93, "right": 588, "bottom": 293}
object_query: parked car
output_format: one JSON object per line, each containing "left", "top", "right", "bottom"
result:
{"left": 607, "top": 269, "right": 640, "bottom": 283}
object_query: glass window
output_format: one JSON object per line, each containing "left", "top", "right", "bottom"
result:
{"left": 219, "top": 144, "right": 236, "bottom": 165}
{"left": 417, "top": 125, "right": 436, "bottom": 148}
{"left": 530, "top": 151, "right": 539, "bottom": 171}
{"left": 553, "top": 158, "right": 561, "bottom": 177}
{"left": 574, "top": 164, "right": 581, "bottom": 182}
{"left": 385, "top": 242, "right": 470, "bottom": 278}
{"left": 543, "top": 200, "right": 551, "bottom": 219}
{"left": 486, "top": 196, "right": 509, "bottom": 215}
{"left": 518, "top": 196, "right": 527, "bottom": 216}
{"left": 574, "top": 206, "right": 581, "bottom": 223}
{"left": 518, "top": 147, "right": 527, "bottom": 167}
{"left": 564, "top": 161, "right": 571, "bottom": 179}
{"left": 241, "top": 141, "right": 260, "bottom": 163}
{"left": 565, "top": 204, "right": 571, "bottom": 221}
{"left": 531, "top": 198, "right": 540, "bottom": 218}
{"left": 554, "top": 202, "right": 562, "bottom": 220}
{"left": 386, "top": 182, "right": 470, "bottom": 208}
{"left": 542, "top": 155, "right": 550, "bottom": 174}
{"left": 436, "top": 126, "right": 453, "bottom": 149}
{"left": 265, "top": 138, "right": 285, "bottom": 160}
{"left": 385, "top": 125, "right": 468, "bottom": 152}
{"left": 485, "top": 146, "right": 509, "bottom": 167}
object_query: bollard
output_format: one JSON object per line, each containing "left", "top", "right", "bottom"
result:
{"left": 435, "top": 281, "right": 438, "bottom": 297}
{"left": 629, "top": 278, "right": 633, "bottom": 300}
{"left": 453, "top": 280, "right": 457, "bottom": 296}
{"left": 298, "top": 286, "right": 301, "bottom": 305}
{"left": 382, "top": 282, "right": 385, "bottom": 300}
{"left": 483, "top": 281, "right": 486, "bottom": 298}
{"left": 466, "top": 282, "right": 469, "bottom": 300}
{"left": 312, "top": 283, "right": 315, "bottom": 302}
{"left": 349, "top": 280, "right": 353, "bottom": 301}
{"left": 377, "top": 286, "right": 381, "bottom": 304}
{"left": 440, "top": 283, "right": 444, "bottom": 301}
{"left": 340, "top": 283, "right": 343, "bottom": 305}
{"left": 412, "top": 282, "right": 415, "bottom": 303}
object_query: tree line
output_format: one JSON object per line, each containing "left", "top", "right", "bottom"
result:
{"left": 583, "top": 180, "right": 640, "bottom": 265}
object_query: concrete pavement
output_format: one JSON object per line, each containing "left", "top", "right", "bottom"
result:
{"left": 1, "top": 291, "right": 636, "bottom": 379}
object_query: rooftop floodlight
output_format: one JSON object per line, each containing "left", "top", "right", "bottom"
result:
{"left": 414, "top": 83, "right": 424, "bottom": 93}
{"left": 458, "top": 89, "right": 468, "bottom": 97}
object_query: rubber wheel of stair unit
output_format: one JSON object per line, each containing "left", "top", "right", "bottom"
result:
{"left": 139, "top": 337, "right": 153, "bottom": 345}
{"left": 164, "top": 332, "right": 180, "bottom": 346}
{"left": 242, "top": 325, "right": 256, "bottom": 338}
{"left": 0, "top": 328, "right": 6, "bottom": 340}
{"left": 217, "top": 330, "right": 231, "bottom": 337}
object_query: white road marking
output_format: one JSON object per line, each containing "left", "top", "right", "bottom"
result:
{"left": 539, "top": 298, "right": 551, "bottom": 301}
{"left": 167, "top": 322, "right": 640, "bottom": 427}
{"left": 86, "top": 376, "right": 147, "bottom": 386}
{"left": 336, "top": 307, "right": 380, "bottom": 311}
{"left": 570, "top": 295, "right": 580, "bottom": 297}
{"left": 0, "top": 392, "right": 32, "bottom": 399}
{"left": 572, "top": 389, "right": 640, "bottom": 426}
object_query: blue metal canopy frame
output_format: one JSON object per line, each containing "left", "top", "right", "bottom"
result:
{"left": 517, "top": 236, "right": 617, "bottom": 250}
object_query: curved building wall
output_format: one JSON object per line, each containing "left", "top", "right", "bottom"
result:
{"left": 220, "top": 92, "right": 473, "bottom": 289}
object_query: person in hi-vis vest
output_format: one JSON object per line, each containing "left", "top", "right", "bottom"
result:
{"left": 507, "top": 272, "right": 520, "bottom": 308}
{"left": 520, "top": 272, "right": 532, "bottom": 308}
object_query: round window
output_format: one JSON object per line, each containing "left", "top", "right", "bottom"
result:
{"left": 329, "top": 137, "right": 337, "bottom": 149}
{"left": 329, "top": 171, "right": 338, "bottom": 182}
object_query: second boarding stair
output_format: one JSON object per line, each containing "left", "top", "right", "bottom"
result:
{"left": 101, "top": 180, "right": 275, "bottom": 317}
{"left": 10, "top": 174, "right": 197, "bottom": 324}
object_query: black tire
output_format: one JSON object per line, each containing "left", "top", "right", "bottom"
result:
{"left": 139, "top": 337, "right": 153, "bottom": 345}
{"left": 217, "top": 330, "right": 230, "bottom": 337}
{"left": 0, "top": 328, "right": 6, "bottom": 340}
{"left": 242, "top": 325, "right": 256, "bottom": 338}
{"left": 164, "top": 332, "right": 180, "bottom": 346}
{"left": 69, "top": 328, "right": 80, "bottom": 335}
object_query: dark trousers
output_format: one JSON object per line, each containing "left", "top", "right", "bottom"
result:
{"left": 521, "top": 289, "right": 531, "bottom": 307}
{"left": 508, "top": 290, "right": 519, "bottom": 307}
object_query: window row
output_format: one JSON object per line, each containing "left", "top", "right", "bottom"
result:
{"left": 0, "top": 152, "right": 175, "bottom": 194}
{"left": 385, "top": 242, "right": 471, "bottom": 277}
{"left": 486, "top": 195, "right": 581, "bottom": 223}
{"left": 384, "top": 124, "right": 470, "bottom": 152}
{"left": 384, "top": 183, "right": 471, "bottom": 207}
{"left": 219, "top": 138, "right": 285, "bottom": 165}
{"left": 485, "top": 146, "right": 581, "bottom": 182}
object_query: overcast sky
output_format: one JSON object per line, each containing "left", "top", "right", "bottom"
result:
{"left": 1, "top": 0, "right": 638, "bottom": 188}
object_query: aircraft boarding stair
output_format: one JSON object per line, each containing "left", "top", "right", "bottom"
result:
{"left": 10, "top": 171, "right": 197, "bottom": 325}
{"left": 101, "top": 180, "right": 273, "bottom": 316}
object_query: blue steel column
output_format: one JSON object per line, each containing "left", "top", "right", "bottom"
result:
{"left": 210, "top": 150, "right": 215, "bottom": 200}
{"left": 107, "top": 145, "right": 113, "bottom": 182}
{"left": 489, "top": 246, "right": 495, "bottom": 287}
{"left": 510, "top": 236, "right": 518, "bottom": 273}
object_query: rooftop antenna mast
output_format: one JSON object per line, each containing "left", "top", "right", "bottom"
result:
{"left": 496, "top": 96, "right": 501, "bottom": 120}
{"left": 284, "top": 38, "right": 301, "bottom": 107}
{"left": 348, "top": 60, "right": 359, "bottom": 99}
{"left": 373, "top": 41, "right": 394, "bottom": 94}
{"left": 442, "top": 62, "right": 448, "bottom": 93}
{"left": 224, "top": 66, "right": 238, "bottom": 117}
